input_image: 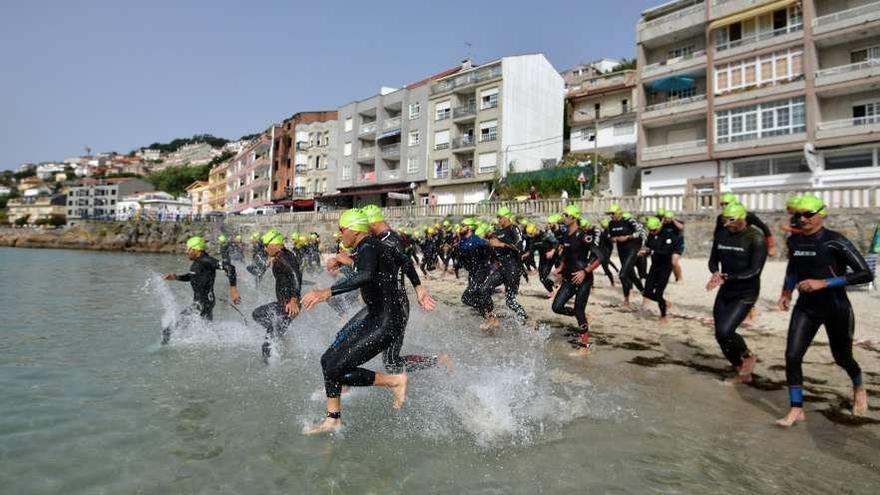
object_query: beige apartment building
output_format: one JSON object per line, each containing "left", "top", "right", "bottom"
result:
{"left": 636, "top": 0, "right": 880, "bottom": 195}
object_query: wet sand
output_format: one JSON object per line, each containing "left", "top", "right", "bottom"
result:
{"left": 423, "top": 257, "right": 880, "bottom": 429}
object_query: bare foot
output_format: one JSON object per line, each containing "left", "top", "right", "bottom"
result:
{"left": 302, "top": 417, "right": 342, "bottom": 435}
{"left": 385, "top": 373, "right": 408, "bottom": 410}
{"left": 658, "top": 316, "right": 669, "bottom": 326}
{"left": 737, "top": 353, "right": 758, "bottom": 383}
{"left": 854, "top": 386, "right": 868, "bottom": 417}
{"left": 621, "top": 298, "right": 631, "bottom": 310}
{"left": 480, "top": 316, "right": 500, "bottom": 333}
{"left": 436, "top": 353, "right": 454, "bottom": 373}
{"left": 568, "top": 345, "right": 592, "bottom": 358}
{"left": 775, "top": 408, "right": 806, "bottom": 428}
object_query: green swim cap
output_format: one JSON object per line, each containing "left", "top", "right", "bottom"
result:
{"left": 600, "top": 219, "right": 609, "bottom": 228}
{"left": 186, "top": 236, "right": 206, "bottom": 251}
{"left": 361, "top": 204, "right": 384, "bottom": 224}
{"left": 443, "top": 219, "right": 451, "bottom": 227}
{"left": 786, "top": 194, "right": 804, "bottom": 209}
{"left": 218, "top": 234, "right": 228, "bottom": 244}
{"left": 721, "top": 192, "right": 737, "bottom": 205}
{"left": 235, "top": 235, "right": 242, "bottom": 241}
{"left": 578, "top": 217, "right": 592, "bottom": 228}
{"left": 262, "top": 229, "right": 285, "bottom": 246}
{"left": 289, "top": 232, "right": 299, "bottom": 240}
{"left": 564, "top": 204, "right": 582, "bottom": 218}
{"left": 462, "top": 217, "right": 478, "bottom": 227}
{"left": 310, "top": 233, "right": 318, "bottom": 240}
{"left": 606, "top": 203, "right": 622, "bottom": 214}
{"left": 497, "top": 206, "right": 513, "bottom": 219}
{"left": 475, "top": 224, "right": 490, "bottom": 238}
{"left": 646, "top": 216, "right": 662, "bottom": 231}
{"left": 298, "top": 234, "right": 308, "bottom": 243}
{"left": 656, "top": 207, "right": 667, "bottom": 217}
{"left": 251, "top": 232, "right": 260, "bottom": 241}
{"left": 547, "top": 214, "right": 562, "bottom": 224}
{"left": 722, "top": 202, "right": 747, "bottom": 221}
{"left": 663, "top": 211, "right": 675, "bottom": 219}
{"left": 622, "top": 212, "right": 633, "bottom": 220}
{"left": 339, "top": 208, "right": 370, "bottom": 232}
{"left": 797, "top": 194, "right": 826, "bottom": 216}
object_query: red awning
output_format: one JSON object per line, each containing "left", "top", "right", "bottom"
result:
{"left": 320, "top": 186, "right": 411, "bottom": 198}
{"left": 272, "top": 199, "right": 315, "bottom": 209}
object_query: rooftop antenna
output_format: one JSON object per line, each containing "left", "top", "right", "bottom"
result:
{"left": 465, "top": 41, "right": 475, "bottom": 62}
{"left": 84, "top": 146, "right": 92, "bottom": 157}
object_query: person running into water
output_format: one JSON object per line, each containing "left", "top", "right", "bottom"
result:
{"left": 606, "top": 204, "right": 645, "bottom": 308}
{"left": 658, "top": 209, "right": 685, "bottom": 282}
{"left": 526, "top": 221, "right": 559, "bottom": 297}
{"left": 640, "top": 216, "right": 678, "bottom": 324}
{"left": 251, "top": 229, "right": 303, "bottom": 360}
{"left": 481, "top": 207, "right": 529, "bottom": 325}
{"left": 706, "top": 203, "right": 767, "bottom": 384}
{"left": 714, "top": 192, "right": 775, "bottom": 257}
{"left": 299, "top": 209, "right": 409, "bottom": 435}
{"left": 217, "top": 234, "right": 232, "bottom": 265}
{"left": 246, "top": 232, "right": 269, "bottom": 283}
{"left": 552, "top": 205, "right": 605, "bottom": 356}
{"left": 776, "top": 194, "right": 872, "bottom": 427}
{"left": 161, "top": 236, "right": 240, "bottom": 344}
{"left": 457, "top": 219, "right": 497, "bottom": 330}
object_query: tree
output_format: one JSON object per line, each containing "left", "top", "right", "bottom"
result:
{"left": 611, "top": 58, "right": 637, "bottom": 72}
{"left": 14, "top": 215, "right": 29, "bottom": 226}
{"left": 146, "top": 164, "right": 212, "bottom": 197}
{"left": 141, "top": 134, "right": 231, "bottom": 154}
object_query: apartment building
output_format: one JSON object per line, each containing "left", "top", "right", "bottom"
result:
{"left": 636, "top": 0, "right": 880, "bottom": 195}
{"left": 561, "top": 59, "right": 622, "bottom": 92}
{"left": 207, "top": 161, "right": 228, "bottom": 212}
{"left": 224, "top": 132, "right": 275, "bottom": 213}
{"left": 426, "top": 55, "right": 565, "bottom": 204}
{"left": 329, "top": 66, "right": 462, "bottom": 207}
{"left": 271, "top": 111, "right": 337, "bottom": 202}
{"left": 185, "top": 180, "right": 212, "bottom": 215}
{"left": 288, "top": 119, "right": 337, "bottom": 199}
{"left": 66, "top": 177, "right": 155, "bottom": 221}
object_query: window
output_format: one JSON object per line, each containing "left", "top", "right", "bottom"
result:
{"left": 825, "top": 151, "right": 874, "bottom": 170}
{"left": 715, "top": 49, "right": 804, "bottom": 94}
{"left": 732, "top": 159, "right": 771, "bottom": 177}
{"left": 774, "top": 156, "right": 809, "bottom": 174}
{"left": 480, "top": 87, "right": 499, "bottom": 110}
{"left": 409, "top": 102, "right": 421, "bottom": 120}
{"left": 341, "top": 163, "right": 351, "bottom": 180}
{"left": 581, "top": 128, "right": 596, "bottom": 141}
{"left": 715, "top": 97, "right": 805, "bottom": 144}
{"left": 622, "top": 99, "right": 629, "bottom": 114}
{"left": 851, "top": 46, "right": 880, "bottom": 64}
{"left": 433, "top": 159, "right": 449, "bottom": 179}
{"left": 409, "top": 130, "right": 420, "bottom": 146}
{"left": 343, "top": 142, "right": 352, "bottom": 156}
{"left": 407, "top": 156, "right": 419, "bottom": 174}
{"left": 667, "top": 45, "right": 695, "bottom": 61}
{"left": 853, "top": 101, "right": 880, "bottom": 125}
{"left": 480, "top": 120, "right": 498, "bottom": 142}
{"left": 613, "top": 123, "right": 634, "bottom": 136}
{"left": 594, "top": 103, "right": 601, "bottom": 119}
{"left": 435, "top": 100, "right": 451, "bottom": 120}
{"left": 344, "top": 118, "right": 353, "bottom": 132}
{"left": 478, "top": 152, "right": 497, "bottom": 173}
{"left": 434, "top": 130, "right": 450, "bottom": 150}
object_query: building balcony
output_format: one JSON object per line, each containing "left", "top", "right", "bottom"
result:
{"left": 815, "top": 59, "right": 880, "bottom": 90}
{"left": 642, "top": 50, "right": 707, "bottom": 80}
{"left": 451, "top": 166, "right": 476, "bottom": 180}
{"left": 380, "top": 143, "right": 400, "bottom": 159}
{"left": 642, "top": 94, "right": 707, "bottom": 120}
{"left": 452, "top": 136, "right": 477, "bottom": 150}
{"left": 567, "top": 71, "right": 636, "bottom": 94}
{"left": 813, "top": 1, "right": 880, "bottom": 37}
{"left": 357, "top": 148, "right": 376, "bottom": 162}
{"left": 641, "top": 139, "right": 708, "bottom": 162}
{"left": 295, "top": 164, "right": 308, "bottom": 173}
{"left": 430, "top": 65, "right": 503, "bottom": 95}
{"left": 479, "top": 133, "right": 498, "bottom": 144}
{"left": 817, "top": 117, "right": 880, "bottom": 141}
{"left": 710, "top": 0, "right": 777, "bottom": 20}
{"left": 359, "top": 171, "right": 377, "bottom": 183}
{"left": 359, "top": 121, "right": 377, "bottom": 137}
{"left": 295, "top": 141, "right": 309, "bottom": 151}
{"left": 637, "top": 1, "right": 706, "bottom": 45}
{"left": 382, "top": 169, "right": 402, "bottom": 181}
{"left": 714, "top": 132, "right": 805, "bottom": 153}
{"left": 453, "top": 105, "right": 476, "bottom": 120}
{"left": 383, "top": 116, "right": 401, "bottom": 131}
{"left": 714, "top": 24, "right": 803, "bottom": 60}
{"left": 434, "top": 142, "right": 451, "bottom": 151}
{"left": 714, "top": 79, "right": 805, "bottom": 108}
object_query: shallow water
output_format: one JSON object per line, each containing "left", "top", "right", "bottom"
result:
{"left": 1, "top": 247, "right": 878, "bottom": 494}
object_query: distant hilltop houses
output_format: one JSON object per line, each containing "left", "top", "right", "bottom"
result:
{"left": 6, "top": 0, "right": 880, "bottom": 223}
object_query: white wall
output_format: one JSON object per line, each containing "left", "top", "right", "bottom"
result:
{"left": 501, "top": 54, "right": 565, "bottom": 175}
{"left": 433, "top": 183, "right": 490, "bottom": 204}
{"left": 570, "top": 120, "right": 637, "bottom": 153}
{"left": 640, "top": 161, "right": 717, "bottom": 195}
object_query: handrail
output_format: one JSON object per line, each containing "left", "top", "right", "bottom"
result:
{"left": 644, "top": 94, "right": 707, "bottom": 112}
{"left": 818, "top": 117, "right": 880, "bottom": 130}
{"left": 640, "top": 2, "right": 704, "bottom": 29}
{"left": 813, "top": 1, "right": 880, "bottom": 27}
{"left": 816, "top": 58, "right": 880, "bottom": 79}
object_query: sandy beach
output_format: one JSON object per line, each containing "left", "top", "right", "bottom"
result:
{"left": 424, "top": 257, "right": 880, "bottom": 428}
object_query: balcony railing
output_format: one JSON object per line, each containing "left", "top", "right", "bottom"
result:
{"left": 357, "top": 147, "right": 376, "bottom": 160}
{"left": 452, "top": 136, "right": 476, "bottom": 149}
{"left": 383, "top": 116, "right": 401, "bottom": 130}
{"left": 359, "top": 121, "right": 377, "bottom": 135}
{"left": 644, "top": 94, "right": 706, "bottom": 113}
{"left": 818, "top": 117, "right": 880, "bottom": 131}
{"left": 451, "top": 167, "right": 475, "bottom": 180}
{"left": 434, "top": 142, "right": 451, "bottom": 150}
{"left": 360, "top": 171, "right": 376, "bottom": 183}
{"left": 433, "top": 168, "right": 450, "bottom": 179}
{"left": 453, "top": 105, "right": 476, "bottom": 119}
{"left": 642, "top": 49, "right": 707, "bottom": 76}
{"left": 816, "top": 58, "right": 880, "bottom": 79}
{"left": 813, "top": 1, "right": 880, "bottom": 28}
{"left": 479, "top": 133, "right": 498, "bottom": 143}
{"left": 640, "top": 2, "right": 705, "bottom": 29}
{"left": 380, "top": 143, "right": 400, "bottom": 157}
{"left": 642, "top": 139, "right": 707, "bottom": 159}
{"left": 715, "top": 24, "right": 802, "bottom": 53}
{"left": 382, "top": 169, "right": 401, "bottom": 181}
{"left": 431, "top": 65, "right": 503, "bottom": 94}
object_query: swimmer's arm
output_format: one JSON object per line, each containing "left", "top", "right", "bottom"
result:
{"left": 830, "top": 239, "right": 874, "bottom": 287}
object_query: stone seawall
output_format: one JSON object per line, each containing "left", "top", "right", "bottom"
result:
{"left": 1, "top": 209, "right": 877, "bottom": 258}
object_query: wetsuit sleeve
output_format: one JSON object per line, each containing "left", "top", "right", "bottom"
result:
{"left": 783, "top": 249, "right": 797, "bottom": 292}
{"left": 586, "top": 243, "right": 606, "bottom": 271}
{"left": 220, "top": 260, "right": 237, "bottom": 287}
{"left": 630, "top": 218, "right": 646, "bottom": 244}
{"left": 708, "top": 237, "right": 720, "bottom": 274}
{"left": 828, "top": 237, "right": 874, "bottom": 287}
{"left": 747, "top": 212, "right": 773, "bottom": 240}
{"left": 402, "top": 257, "right": 422, "bottom": 288}
{"left": 724, "top": 233, "right": 767, "bottom": 281}
{"left": 713, "top": 215, "right": 723, "bottom": 237}
{"left": 330, "top": 241, "right": 377, "bottom": 296}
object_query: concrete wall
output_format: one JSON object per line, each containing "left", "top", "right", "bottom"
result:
{"left": 819, "top": 90, "right": 878, "bottom": 121}
{"left": 640, "top": 160, "right": 717, "bottom": 194}
{"left": 571, "top": 120, "right": 637, "bottom": 153}
{"left": 817, "top": 36, "right": 880, "bottom": 70}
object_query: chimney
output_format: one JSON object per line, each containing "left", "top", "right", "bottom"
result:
{"left": 461, "top": 59, "right": 472, "bottom": 70}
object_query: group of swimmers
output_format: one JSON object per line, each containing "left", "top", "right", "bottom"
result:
{"left": 161, "top": 192, "right": 871, "bottom": 431}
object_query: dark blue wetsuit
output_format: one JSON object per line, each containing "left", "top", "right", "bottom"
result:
{"left": 253, "top": 248, "right": 302, "bottom": 358}
{"left": 642, "top": 228, "right": 680, "bottom": 317}
{"left": 163, "top": 253, "right": 237, "bottom": 343}
{"left": 783, "top": 228, "right": 873, "bottom": 407}
{"left": 608, "top": 217, "right": 646, "bottom": 298}
{"left": 529, "top": 229, "right": 559, "bottom": 293}
{"left": 552, "top": 227, "right": 605, "bottom": 344}
{"left": 320, "top": 236, "right": 406, "bottom": 398}
{"left": 481, "top": 224, "right": 528, "bottom": 322}
{"left": 457, "top": 233, "right": 494, "bottom": 316}
{"left": 708, "top": 225, "right": 767, "bottom": 368}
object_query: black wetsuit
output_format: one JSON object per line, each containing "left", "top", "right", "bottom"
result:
{"left": 218, "top": 243, "right": 232, "bottom": 265}
{"left": 375, "top": 229, "right": 438, "bottom": 374}
{"left": 327, "top": 264, "right": 361, "bottom": 316}
{"left": 708, "top": 225, "right": 767, "bottom": 368}
{"left": 419, "top": 236, "right": 439, "bottom": 274}
{"left": 529, "top": 230, "right": 559, "bottom": 293}
{"left": 481, "top": 224, "right": 528, "bottom": 322}
{"left": 608, "top": 217, "right": 645, "bottom": 298}
{"left": 163, "top": 253, "right": 237, "bottom": 343}
{"left": 782, "top": 228, "right": 872, "bottom": 407}
{"left": 253, "top": 248, "right": 302, "bottom": 357}
{"left": 320, "top": 236, "right": 402, "bottom": 398}
{"left": 552, "top": 227, "right": 604, "bottom": 345}
{"left": 457, "top": 233, "right": 494, "bottom": 316}
{"left": 642, "top": 228, "right": 679, "bottom": 317}
{"left": 247, "top": 241, "right": 269, "bottom": 283}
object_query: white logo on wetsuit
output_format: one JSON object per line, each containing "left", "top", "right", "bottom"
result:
{"left": 717, "top": 244, "right": 745, "bottom": 252}
{"left": 792, "top": 250, "right": 816, "bottom": 257}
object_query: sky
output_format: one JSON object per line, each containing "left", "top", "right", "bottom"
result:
{"left": 0, "top": 0, "right": 658, "bottom": 170}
